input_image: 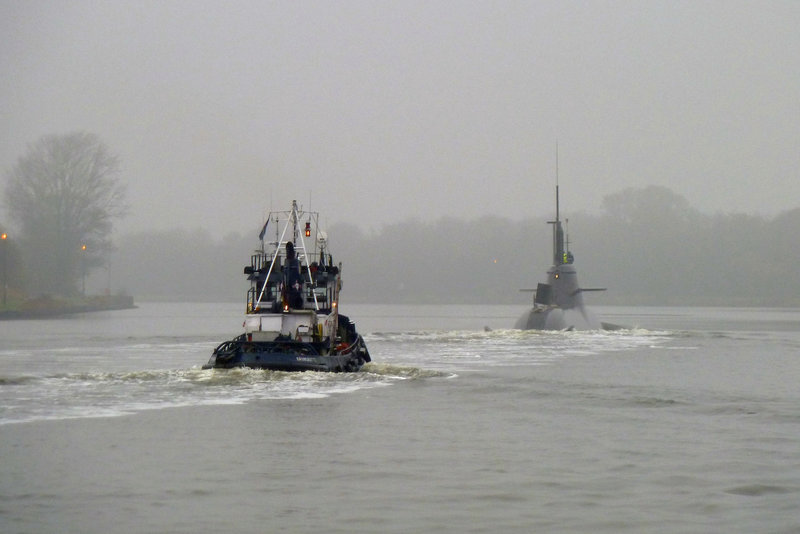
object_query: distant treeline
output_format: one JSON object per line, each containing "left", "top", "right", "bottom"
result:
{"left": 102, "top": 186, "right": 800, "bottom": 306}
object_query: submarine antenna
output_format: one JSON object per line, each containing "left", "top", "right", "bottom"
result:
{"left": 555, "top": 142, "right": 559, "bottom": 223}
{"left": 552, "top": 143, "right": 565, "bottom": 265}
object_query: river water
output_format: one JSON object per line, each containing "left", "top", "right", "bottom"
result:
{"left": 1, "top": 303, "right": 799, "bottom": 533}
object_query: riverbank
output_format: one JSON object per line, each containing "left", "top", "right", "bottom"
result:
{"left": 0, "top": 294, "right": 135, "bottom": 320}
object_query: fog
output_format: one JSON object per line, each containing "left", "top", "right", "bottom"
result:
{"left": 89, "top": 186, "right": 800, "bottom": 306}
{"left": 2, "top": 1, "right": 799, "bottom": 238}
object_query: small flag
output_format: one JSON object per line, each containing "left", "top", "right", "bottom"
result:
{"left": 258, "top": 219, "right": 269, "bottom": 240}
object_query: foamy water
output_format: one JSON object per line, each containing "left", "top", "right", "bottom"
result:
{"left": 1, "top": 317, "right": 668, "bottom": 426}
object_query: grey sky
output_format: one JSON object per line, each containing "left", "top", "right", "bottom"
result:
{"left": 2, "top": 0, "right": 798, "bottom": 236}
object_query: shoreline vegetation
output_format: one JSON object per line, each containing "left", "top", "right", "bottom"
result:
{"left": 0, "top": 294, "right": 136, "bottom": 320}
{"left": 103, "top": 189, "right": 800, "bottom": 310}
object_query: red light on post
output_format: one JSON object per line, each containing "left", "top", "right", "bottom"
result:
{"left": 305, "top": 222, "right": 311, "bottom": 237}
{"left": 1, "top": 233, "right": 6, "bottom": 305}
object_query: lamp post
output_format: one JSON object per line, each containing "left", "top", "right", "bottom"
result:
{"left": 81, "top": 244, "right": 87, "bottom": 296}
{"left": 1, "top": 232, "right": 7, "bottom": 306}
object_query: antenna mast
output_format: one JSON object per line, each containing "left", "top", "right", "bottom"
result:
{"left": 555, "top": 142, "right": 560, "bottom": 223}
{"left": 552, "top": 143, "right": 564, "bottom": 265}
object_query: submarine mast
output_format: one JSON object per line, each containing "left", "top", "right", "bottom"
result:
{"left": 549, "top": 145, "right": 565, "bottom": 266}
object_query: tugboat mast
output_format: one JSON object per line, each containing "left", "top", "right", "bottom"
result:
{"left": 291, "top": 199, "right": 299, "bottom": 246}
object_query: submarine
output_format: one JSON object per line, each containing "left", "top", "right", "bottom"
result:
{"left": 514, "top": 183, "right": 613, "bottom": 331}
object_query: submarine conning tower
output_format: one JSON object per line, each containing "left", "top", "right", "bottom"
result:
{"left": 536, "top": 184, "right": 582, "bottom": 310}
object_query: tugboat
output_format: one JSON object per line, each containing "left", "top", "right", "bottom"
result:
{"left": 515, "top": 182, "right": 610, "bottom": 331}
{"left": 204, "top": 200, "right": 371, "bottom": 371}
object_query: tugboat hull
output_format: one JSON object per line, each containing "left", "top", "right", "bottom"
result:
{"left": 203, "top": 337, "right": 370, "bottom": 372}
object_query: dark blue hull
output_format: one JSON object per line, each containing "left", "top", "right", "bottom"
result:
{"left": 203, "top": 336, "right": 370, "bottom": 372}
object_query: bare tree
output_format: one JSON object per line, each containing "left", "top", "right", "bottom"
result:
{"left": 4, "top": 132, "right": 127, "bottom": 296}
